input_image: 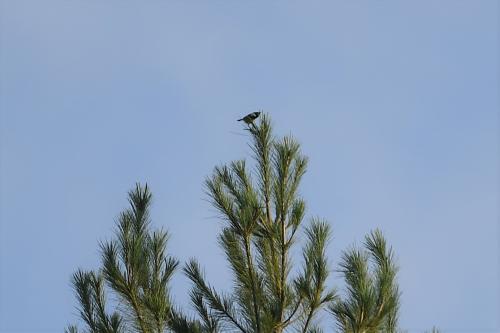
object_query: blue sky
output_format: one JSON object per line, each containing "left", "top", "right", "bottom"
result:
{"left": 0, "top": 1, "right": 498, "bottom": 332}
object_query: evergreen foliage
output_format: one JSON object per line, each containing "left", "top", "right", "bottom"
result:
{"left": 184, "top": 115, "right": 335, "bottom": 333}
{"left": 67, "top": 185, "right": 180, "bottom": 333}
{"left": 67, "top": 115, "right": 402, "bottom": 333}
{"left": 328, "top": 230, "right": 400, "bottom": 333}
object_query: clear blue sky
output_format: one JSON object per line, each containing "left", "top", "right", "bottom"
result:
{"left": 0, "top": 1, "right": 498, "bottom": 332}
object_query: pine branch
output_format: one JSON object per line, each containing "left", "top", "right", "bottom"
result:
{"left": 184, "top": 259, "right": 249, "bottom": 333}
{"left": 330, "top": 230, "right": 400, "bottom": 333}
{"left": 296, "top": 220, "right": 336, "bottom": 333}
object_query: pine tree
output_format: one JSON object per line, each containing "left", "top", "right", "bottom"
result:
{"left": 66, "top": 184, "right": 181, "bottom": 333}
{"left": 184, "top": 115, "right": 336, "bottom": 333}
{"left": 67, "top": 115, "right": 402, "bottom": 333}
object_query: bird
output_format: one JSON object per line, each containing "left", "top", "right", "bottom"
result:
{"left": 238, "top": 112, "right": 261, "bottom": 125}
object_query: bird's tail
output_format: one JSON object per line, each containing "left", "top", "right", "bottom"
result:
{"left": 237, "top": 118, "right": 243, "bottom": 121}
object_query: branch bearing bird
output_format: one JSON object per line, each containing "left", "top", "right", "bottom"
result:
{"left": 238, "top": 112, "right": 261, "bottom": 124}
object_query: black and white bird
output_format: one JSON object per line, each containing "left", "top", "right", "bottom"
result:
{"left": 238, "top": 112, "right": 261, "bottom": 124}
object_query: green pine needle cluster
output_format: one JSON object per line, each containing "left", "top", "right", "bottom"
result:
{"left": 329, "top": 230, "right": 400, "bottom": 333}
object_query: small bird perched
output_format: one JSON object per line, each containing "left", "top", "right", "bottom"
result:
{"left": 238, "top": 112, "right": 261, "bottom": 124}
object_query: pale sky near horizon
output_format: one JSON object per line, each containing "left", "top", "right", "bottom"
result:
{"left": 0, "top": 1, "right": 498, "bottom": 332}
